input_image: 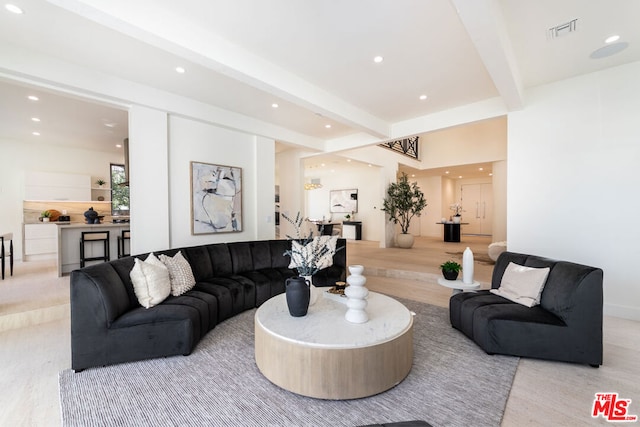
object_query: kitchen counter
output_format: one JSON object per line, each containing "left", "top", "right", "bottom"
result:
{"left": 56, "top": 222, "right": 130, "bottom": 277}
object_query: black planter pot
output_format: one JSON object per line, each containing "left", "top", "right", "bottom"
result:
{"left": 285, "top": 276, "right": 310, "bottom": 317}
{"left": 442, "top": 269, "right": 459, "bottom": 281}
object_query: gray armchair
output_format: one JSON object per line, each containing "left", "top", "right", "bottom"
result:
{"left": 449, "top": 251, "right": 603, "bottom": 366}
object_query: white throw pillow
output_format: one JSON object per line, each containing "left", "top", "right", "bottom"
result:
{"left": 159, "top": 251, "right": 196, "bottom": 296}
{"left": 490, "top": 262, "right": 550, "bottom": 307}
{"left": 130, "top": 253, "right": 171, "bottom": 308}
{"left": 288, "top": 236, "right": 337, "bottom": 271}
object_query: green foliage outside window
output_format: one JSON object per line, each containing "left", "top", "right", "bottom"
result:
{"left": 110, "top": 163, "right": 130, "bottom": 215}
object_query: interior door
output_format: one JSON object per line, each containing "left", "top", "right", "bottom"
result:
{"left": 461, "top": 183, "right": 493, "bottom": 236}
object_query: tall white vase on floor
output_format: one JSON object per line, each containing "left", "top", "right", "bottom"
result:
{"left": 345, "top": 265, "right": 369, "bottom": 323}
{"left": 462, "top": 247, "right": 474, "bottom": 284}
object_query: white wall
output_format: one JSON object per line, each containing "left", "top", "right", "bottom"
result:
{"left": 304, "top": 162, "right": 382, "bottom": 241}
{"left": 508, "top": 61, "right": 640, "bottom": 320}
{"left": 166, "top": 115, "right": 274, "bottom": 249}
{"left": 0, "top": 137, "right": 122, "bottom": 259}
{"left": 129, "top": 106, "right": 170, "bottom": 254}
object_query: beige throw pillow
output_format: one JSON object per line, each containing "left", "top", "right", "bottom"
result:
{"left": 130, "top": 253, "right": 171, "bottom": 308}
{"left": 490, "top": 262, "right": 550, "bottom": 307}
{"left": 288, "top": 236, "right": 337, "bottom": 271}
{"left": 159, "top": 251, "right": 196, "bottom": 296}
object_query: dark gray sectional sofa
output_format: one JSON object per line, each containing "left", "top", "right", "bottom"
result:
{"left": 449, "top": 251, "right": 603, "bottom": 366}
{"left": 70, "top": 239, "right": 346, "bottom": 371}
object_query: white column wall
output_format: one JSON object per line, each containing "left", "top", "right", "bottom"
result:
{"left": 255, "top": 136, "right": 276, "bottom": 241}
{"left": 128, "top": 105, "right": 170, "bottom": 254}
{"left": 508, "top": 61, "right": 640, "bottom": 320}
{"left": 492, "top": 160, "right": 507, "bottom": 242}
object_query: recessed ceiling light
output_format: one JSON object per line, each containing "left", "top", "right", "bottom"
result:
{"left": 175, "top": 66, "right": 185, "bottom": 73}
{"left": 27, "top": 95, "right": 39, "bottom": 101}
{"left": 590, "top": 42, "right": 629, "bottom": 59}
{"left": 445, "top": 171, "right": 450, "bottom": 174}
{"left": 32, "top": 131, "right": 40, "bottom": 136}
{"left": 5, "top": 4, "right": 24, "bottom": 14}
{"left": 346, "top": 159, "right": 352, "bottom": 163}
{"left": 368, "top": 164, "right": 372, "bottom": 167}
{"left": 419, "top": 94, "right": 427, "bottom": 100}
{"left": 458, "top": 175, "right": 463, "bottom": 179}
{"left": 478, "top": 167, "right": 483, "bottom": 171}
{"left": 605, "top": 35, "right": 620, "bottom": 44}
{"left": 411, "top": 174, "right": 416, "bottom": 178}
{"left": 104, "top": 122, "right": 116, "bottom": 128}
{"left": 489, "top": 173, "right": 493, "bottom": 176}
{"left": 271, "top": 103, "right": 279, "bottom": 108}
{"left": 325, "top": 124, "right": 331, "bottom": 129}
{"left": 116, "top": 144, "right": 122, "bottom": 148}
{"left": 373, "top": 56, "right": 383, "bottom": 63}
{"left": 31, "top": 117, "right": 40, "bottom": 122}
{"left": 321, "top": 163, "right": 326, "bottom": 167}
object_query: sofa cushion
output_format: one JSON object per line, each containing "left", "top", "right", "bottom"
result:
{"left": 130, "top": 254, "right": 171, "bottom": 308}
{"left": 181, "top": 246, "right": 214, "bottom": 281}
{"left": 490, "top": 262, "right": 550, "bottom": 307}
{"left": 269, "top": 239, "right": 291, "bottom": 269}
{"left": 160, "top": 251, "right": 196, "bottom": 296}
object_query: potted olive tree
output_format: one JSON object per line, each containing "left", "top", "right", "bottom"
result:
{"left": 382, "top": 172, "right": 427, "bottom": 249}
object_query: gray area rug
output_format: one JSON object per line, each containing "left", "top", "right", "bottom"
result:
{"left": 59, "top": 299, "right": 518, "bottom": 427}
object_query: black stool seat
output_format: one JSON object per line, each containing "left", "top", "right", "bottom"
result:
{"left": 80, "top": 231, "right": 110, "bottom": 268}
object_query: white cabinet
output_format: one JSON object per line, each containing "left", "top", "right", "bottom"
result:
{"left": 23, "top": 223, "right": 57, "bottom": 258}
{"left": 25, "top": 171, "right": 91, "bottom": 201}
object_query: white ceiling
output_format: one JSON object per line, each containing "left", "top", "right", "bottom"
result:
{"left": 1, "top": 0, "right": 639, "bottom": 156}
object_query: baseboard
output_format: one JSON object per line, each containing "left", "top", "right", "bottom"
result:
{"left": 603, "top": 303, "right": 640, "bottom": 321}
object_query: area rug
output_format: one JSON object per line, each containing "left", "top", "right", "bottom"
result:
{"left": 59, "top": 299, "right": 518, "bottom": 427}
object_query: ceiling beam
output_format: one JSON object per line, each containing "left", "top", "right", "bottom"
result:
{"left": 452, "top": 0, "right": 524, "bottom": 111}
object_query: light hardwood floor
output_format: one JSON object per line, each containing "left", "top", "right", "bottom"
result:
{"left": 1, "top": 236, "right": 638, "bottom": 426}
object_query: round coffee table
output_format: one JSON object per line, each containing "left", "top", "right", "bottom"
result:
{"left": 254, "top": 292, "right": 413, "bottom": 400}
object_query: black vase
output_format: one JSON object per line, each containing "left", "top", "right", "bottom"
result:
{"left": 442, "top": 269, "right": 459, "bottom": 280}
{"left": 285, "top": 276, "right": 310, "bottom": 317}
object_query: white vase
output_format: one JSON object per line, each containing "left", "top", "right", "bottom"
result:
{"left": 303, "top": 275, "right": 319, "bottom": 306}
{"left": 462, "top": 247, "right": 474, "bottom": 284}
{"left": 345, "top": 265, "right": 369, "bottom": 323}
{"left": 453, "top": 216, "right": 461, "bottom": 224}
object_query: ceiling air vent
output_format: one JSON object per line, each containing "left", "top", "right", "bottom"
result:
{"left": 548, "top": 18, "right": 578, "bottom": 39}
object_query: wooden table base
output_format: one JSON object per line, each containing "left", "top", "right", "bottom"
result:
{"left": 254, "top": 293, "right": 414, "bottom": 400}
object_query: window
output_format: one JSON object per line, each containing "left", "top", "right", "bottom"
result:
{"left": 110, "top": 163, "right": 130, "bottom": 216}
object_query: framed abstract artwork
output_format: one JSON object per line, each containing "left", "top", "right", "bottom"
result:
{"left": 190, "top": 161, "right": 242, "bottom": 234}
{"left": 330, "top": 189, "right": 358, "bottom": 213}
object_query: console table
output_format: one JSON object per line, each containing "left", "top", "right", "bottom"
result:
{"left": 1, "top": 232, "right": 14, "bottom": 280}
{"left": 436, "top": 222, "right": 468, "bottom": 242}
{"left": 254, "top": 292, "right": 413, "bottom": 399}
{"left": 342, "top": 221, "right": 362, "bottom": 240}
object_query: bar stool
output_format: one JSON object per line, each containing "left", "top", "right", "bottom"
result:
{"left": 80, "top": 231, "right": 110, "bottom": 268}
{"left": 1, "top": 232, "right": 13, "bottom": 280}
{"left": 118, "top": 229, "right": 131, "bottom": 258}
